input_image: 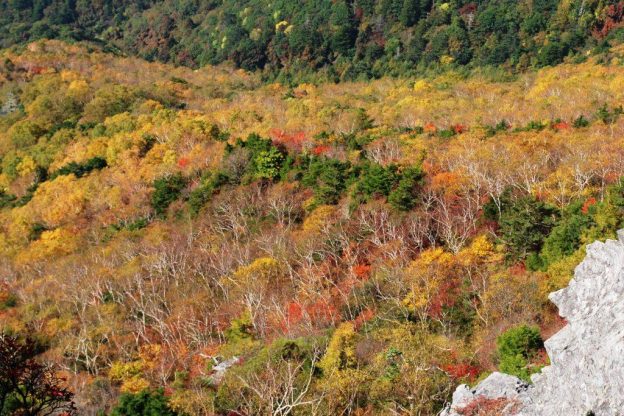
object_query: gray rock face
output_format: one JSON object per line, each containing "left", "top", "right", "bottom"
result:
{"left": 210, "top": 356, "right": 241, "bottom": 383}
{"left": 442, "top": 232, "right": 624, "bottom": 415}
{"left": 0, "top": 93, "right": 19, "bottom": 115}
{"left": 440, "top": 372, "right": 529, "bottom": 416}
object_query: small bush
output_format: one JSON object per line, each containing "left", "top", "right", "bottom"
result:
{"left": 138, "top": 134, "right": 157, "bottom": 158}
{"left": 540, "top": 200, "right": 594, "bottom": 268}
{"left": 302, "top": 157, "right": 350, "bottom": 205}
{"left": 0, "top": 292, "right": 18, "bottom": 310}
{"left": 151, "top": 173, "right": 187, "bottom": 217}
{"left": 51, "top": 156, "right": 107, "bottom": 179}
{"left": 525, "top": 120, "right": 545, "bottom": 131}
{"left": 110, "top": 217, "right": 150, "bottom": 232}
{"left": 188, "top": 172, "right": 228, "bottom": 215}
{"left": 498, "top": 195, "right": 558, "bottom": 260}
{"left": 596, "top": 104, "right": 623, "bottom": 125}
{"left": 28, "top": 223, "right": 48, "bottom": 241}
{"left": 254, "top": 147, "right": 284, "bottom": 180}
{"left": 438, "top": 128, "right": 456, "bottom": 139}
{"left": 356, "top": 163, "right": 398, "bottom": 199}
{"left": 110, "top": 389, "right": 177, "bottom": 416}
{"left": 0, "top": 189, "right": 17, "bottom": 208}
{"left": 485, "top": 119, "right": 510, "bottom": 137}
{"left": 496, "top": 325, "right": 543, "bottom": 382}
{"left": 388, "top": 165, "right": 424, "bottom": 211}
{"left": 573, "top": 115, "right": 590, "bottom": 128}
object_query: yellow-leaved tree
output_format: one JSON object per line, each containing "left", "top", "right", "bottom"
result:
{"left": 316, "top": 322, "right": 370, "bottom": 414}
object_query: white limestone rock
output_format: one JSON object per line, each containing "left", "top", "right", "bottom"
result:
{"left": 210, "top": 356, "right": 241, "bottom": 383}
{"left": 441, "top": 372, "right": 529, "bottom": 416}
{"left": 442, "top": 231, "right": 624, "bottom": 416}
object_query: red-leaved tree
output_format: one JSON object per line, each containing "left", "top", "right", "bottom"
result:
{"left": 0, "top": 334, "right": 76, "bottom": 415}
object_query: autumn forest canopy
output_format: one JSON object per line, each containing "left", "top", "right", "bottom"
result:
{"left": 1, "top": 1, "right": 624, "bottom": 415}
{"left": 2, "top": 0, "right": 624, "bottom": 81}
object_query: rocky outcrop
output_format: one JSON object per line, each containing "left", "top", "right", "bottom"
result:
{"left": 209, "top": 356, "right": 241, "bottom": 383}
{"left": 442, "top": 231, "right": 624, "bottom": 415}
{"left": 0, "top": 93, "right": 19, "bottom": 115}
{"left": 441, "top": 372, "right": 529, "bottom": 415}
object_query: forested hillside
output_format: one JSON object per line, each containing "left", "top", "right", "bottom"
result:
{"left": 1, "top": 39, "right": 624, "bottom": 414}
{"left": 2, "top": 0, "right": 624, "bottom": 80}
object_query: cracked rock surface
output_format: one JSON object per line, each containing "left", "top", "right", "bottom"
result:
{"left": 442, "top": 231, "right": 624, "bottom": 415}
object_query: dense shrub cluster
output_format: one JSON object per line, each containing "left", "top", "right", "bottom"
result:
{"left": 50, "top": 156, "right": 107, "bottom": 179}
{"left": 496, "top": 325, "right": 544, "bottom": 381}
{"left": 110, "top": 389, "right": 177, "bottom": 416}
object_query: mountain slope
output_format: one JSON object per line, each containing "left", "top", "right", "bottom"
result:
{"left": 2, "top": 0, "right": 624, "bottom": 80}
{"left": 2, "top": 40, "right": 624, "bottom": 414}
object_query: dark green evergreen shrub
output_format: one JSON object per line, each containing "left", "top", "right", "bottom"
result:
{"left": 540, "top": 200, "right": 594, "bottom": 268}
{"left": 388, "top": 165, "right": 424, "bottom": 211}
{"left": 498, "top": 195, "right": 558, "bottom": 260}
{"left": 355, "top": 163, "right": 398, "bottom": 198}
{"left": 51, "top": 156, "right": 107, "bottom": 179}
{"left": 151, "top": 173, "right": 187, "bottom": 217}
{"left": 302, "top": 157, "right": 350, "bottom": 205}
{"left": 573, "top": 115, "right": 589, "bottom": 128}
{"left": 110, "top": 389, "right": 177, "bottom": 416}
{"left": 496, "top": 325, "right": 543, "bottom": 382}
